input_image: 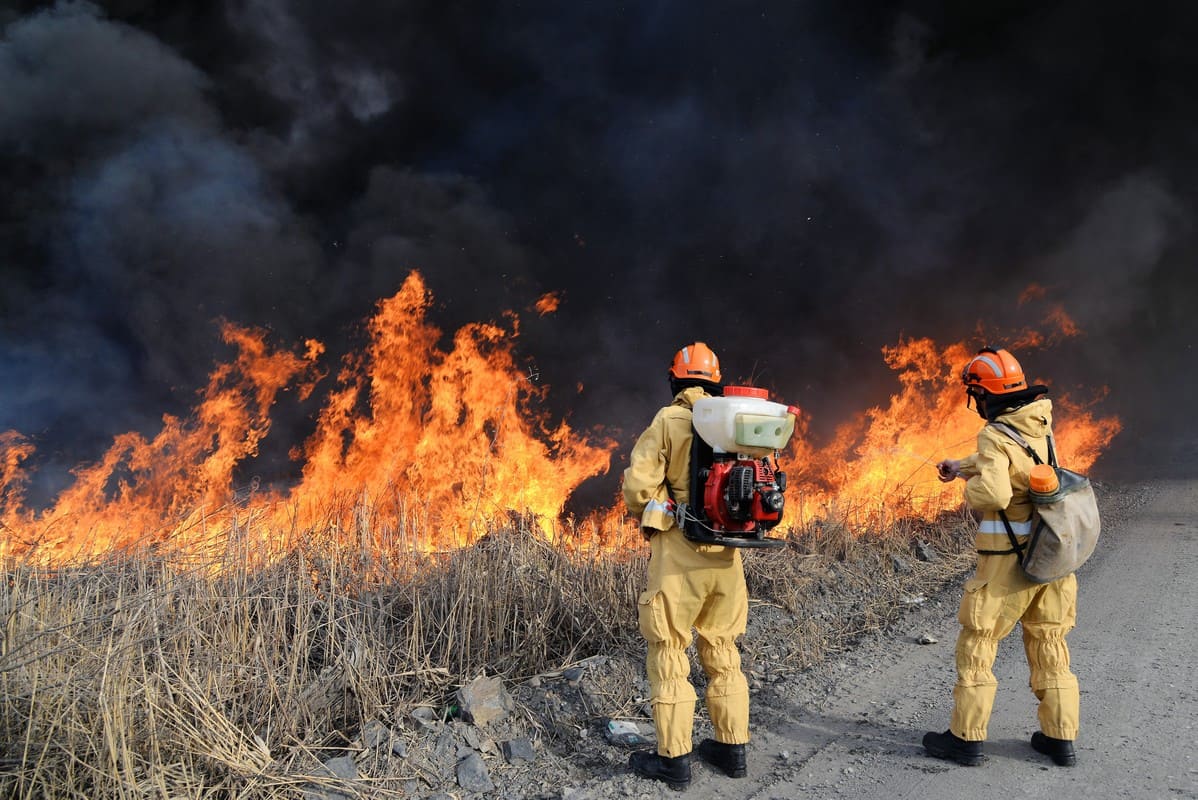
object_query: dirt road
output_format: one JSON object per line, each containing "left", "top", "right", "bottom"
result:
{"left": 680, "top": 480, "right": 1198, "bottom": 799}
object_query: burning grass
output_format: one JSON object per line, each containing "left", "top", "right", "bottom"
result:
{"left": 0, "top": 508, "right": 976, "bottom": 799}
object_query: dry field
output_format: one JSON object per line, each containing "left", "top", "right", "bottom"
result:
{"left": 0, "top": 505, "right": 978, "bottom": 798}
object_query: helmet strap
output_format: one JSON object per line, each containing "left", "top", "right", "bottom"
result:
{"left": 670, "top": 376, "right": 721, "bottom": 398}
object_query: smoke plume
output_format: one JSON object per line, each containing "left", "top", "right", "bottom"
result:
{"left": 2, "top": 0, "right": 1196, "bottom": 506}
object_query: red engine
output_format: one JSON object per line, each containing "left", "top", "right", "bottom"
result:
{"left": 680, "top": 385, "right": 795, "bottom": 548}
{"left": 699, "top": 454, "right": 786, "bottom": 535}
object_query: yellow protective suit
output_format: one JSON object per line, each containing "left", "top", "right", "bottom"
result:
{"left": 622, "top": 386, "right": 750, "bottom": 758}
{"left": 950, "top": 397, "right": 1080, "bottom": 742}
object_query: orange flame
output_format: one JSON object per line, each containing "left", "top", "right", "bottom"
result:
{"left": 0, "top": 272, "right": 615, "bottom": 563}
{"left": 534, "top": 292, "right": 561, "bottom": 315}
{"left": 0, "top": 273, "right": 1122, "bottom": 565}
{"left": 0, "top": 323, "right": 313, "bottom": 560}
{"left": 778, "top": 336, "right": 1121, "bottom": 529}
{"left": 1018, "top": 283, "right": 1049, "bottom": 304}
{"left": 286, "top": 273, "right": 612, "bottom": 546}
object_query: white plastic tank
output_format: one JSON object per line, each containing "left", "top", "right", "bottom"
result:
{"left": 692, "top": 386, "right": 797, "bottom": 456}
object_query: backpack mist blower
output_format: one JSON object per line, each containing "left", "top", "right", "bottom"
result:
{"left": 677, "top": 386, "right": 799, "bottom": 549}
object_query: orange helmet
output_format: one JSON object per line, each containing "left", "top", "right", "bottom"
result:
{"left": 961, "top": 347, "right": 1027, "bottom": 395}
{"left": 669, "top": 342, "right": 722, "bottom": 384}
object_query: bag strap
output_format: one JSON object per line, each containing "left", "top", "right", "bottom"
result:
{"left": 988, "top": 421, "right": 1057, "bottom": 467}
{"left": 994, "top": 509, "right": 1027, "bottom": 557}
{"left": 986, "top": 421, "right": 1051, "bottom": 559}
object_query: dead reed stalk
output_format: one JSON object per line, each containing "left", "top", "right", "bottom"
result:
{"left": 0, "top": 507, "right": 974, "bottom": 798}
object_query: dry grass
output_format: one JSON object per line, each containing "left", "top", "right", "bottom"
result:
{"left": 0, "top": 507, "right": 977, "bottom": 798}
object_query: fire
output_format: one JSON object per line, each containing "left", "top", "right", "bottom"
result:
{"left": 534, "top": 292, "right": 561, "bottom": 315}
{"left": 287, "top": 273, "right": 612, "bottom": 547}
{"left": 0, "top": 324, "right": 314, "bottom": 561}
{"left": 0, "top": 273, "right": 1122, "bottom": 565}
{"left": 778, "top": 335, "right": 1121, "bottom": 529}
{"left": 0, "top": 272, "right": 615, "bottom": 563}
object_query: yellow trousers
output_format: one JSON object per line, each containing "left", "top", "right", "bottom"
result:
{"left": 951, "top": 552, "right": 1080, "bottom": 741}
{"left": 637, "top": 527, "right": 750, "bottom": 757}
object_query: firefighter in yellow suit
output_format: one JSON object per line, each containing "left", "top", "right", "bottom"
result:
{"left": 924, "top": 346, "right": 1080, "bottom": 768}
{"left": 622, "top": 342, "right": 751, "bottom": 791}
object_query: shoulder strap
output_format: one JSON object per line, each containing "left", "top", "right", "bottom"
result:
{"left": 988, "top": 421, "right": 1054, "bottom": 559}
{"left": 996, "top": 509, "right": 1027, "bottom": 557}
{"left": 988, "top": 422, "right": 1044, "bottom": 466}
{"left": 684, "top": 423, "right": 713, "bottom": 506}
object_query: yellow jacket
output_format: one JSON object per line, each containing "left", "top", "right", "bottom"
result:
{"left": 622, "top": 386, "right": 710, "bottom": 533}
{"left": 958, "top": 397, "right": 1053, "bottom": 550}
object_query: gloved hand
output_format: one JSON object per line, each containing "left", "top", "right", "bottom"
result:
{"left": 640, "top": 497, "right": 677, "bottom": 538}
{"left": 936, "top": 459, "right": 962, "bottom": 483}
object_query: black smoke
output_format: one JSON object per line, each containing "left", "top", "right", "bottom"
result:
{"left": 2, "top": 0, "right": 1196, "bottom": 507}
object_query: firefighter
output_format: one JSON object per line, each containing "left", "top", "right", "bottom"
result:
{"left": 924, "top": 346, "right": 1079, "bottom": 768}
{"left": 622, "top": 342, "right": 751, "bottom": 790}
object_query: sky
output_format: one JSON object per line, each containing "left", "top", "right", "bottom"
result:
{"left": 2, "top": 0, "right": 1196, "bottom": 505}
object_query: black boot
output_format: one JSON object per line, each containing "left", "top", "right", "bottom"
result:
{"left": 629, "top": 750, "right": 691, "bottom": 791}
{"left": 1031, "top": 731, "right": 1076, "bottom": 766}
{"left": 696, "top": 738, "right": 747, "bottom": 778}
{"left": 922, "top": 729, "right": 984, "bottom": 766}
